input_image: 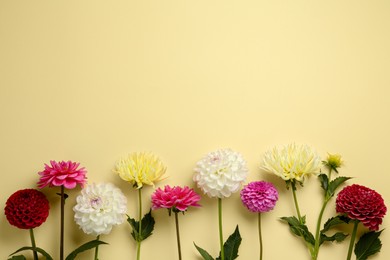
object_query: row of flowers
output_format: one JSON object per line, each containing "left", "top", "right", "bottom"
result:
{"left": 3, "top": 144, "right": 387, "bottom": 260}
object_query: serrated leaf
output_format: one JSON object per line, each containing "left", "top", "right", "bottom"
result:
{"left": 320, "top": 232, "right": 348, "bottom": 245}
{"left": 127, "top": 210, "right": 155, "bottom": 242}
{"left": 355, "top": 230, "right": 383, "bottom": 260}
{"left": 9, "top": 246, "right": 53, "bottom": 260}
{"left": 327, "top": 177, "right": 351, "bottom": 197}
{"left": 8, "top": 255, "right": 26, "bottom": 260}
{"left": 322, "top": 215, "right": 350, "bottom": 233}
{"left": 65, "top": 240, "right": 108, "bottom": 260}
{"left": 281, "top": 216, "right": 315, "bottom": 246}
{"left": 194, "top": 243, "right": 214, "bottom": 260}
{"left": 216, "top": 225, "right": 242, "bottom": 260}
{"left": 318, "top": 174, "right": 329, "bottom": 192}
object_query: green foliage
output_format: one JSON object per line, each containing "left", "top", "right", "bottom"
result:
{"left": 318, "top": 174, "right": 329, "bottom": 192}
{"left": 327, "top": 177, "right": 351, "bottom": 198}
{"left": 194, "top": 243, "right": 214, "bottom": 260}
{"left": 216, "top": 226, "right": 241, "bottom": 260}
{"left": 127, "top": 210, "right": 155, "bottom": 242}
{"left": 322, "top": 216, "right": 350, "bottom": 233}
{"left": 9, "top": 246, "right": 53, "bottom": 260}
{"left": 8, "top": 255, "right": 26, "bottom": 260}
{"left": 355, "top": 230, "right": 383, "bottom": 260}
{"left": 281, "top": 216, "right": 315, "bottom": 246}
{"left": 195, "top": 226, "right": 242, "bottom": 260}
{"left": 65, "top": 240, "right": 108, "bottom": 260}
{"left": 320, "top": 232, "right": 348, "bottom": 245}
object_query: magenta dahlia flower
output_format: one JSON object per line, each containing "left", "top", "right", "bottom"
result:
{"left": 240, "top": 181, "right": 279, "bottom": 213}
{"left": 37, "top": 160, "right": 87, "bottom": 189}
{"left": 336, "top": 184, "right": 387, "bottom": 231}
{"left": 151, "top": 185, "right": 201, "bottom": 213}
{"left": 4, "top": 189, "right": 50, "bottom": 229}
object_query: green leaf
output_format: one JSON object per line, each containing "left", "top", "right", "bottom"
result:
{"left": 8, "top": 255, "right": 26, "bottom": 260}
{"left": 65, "top": 240, "right": 108, "bottom": 260}
{"left": 318, "top": 174, "right": 329, "bottom": 192}
{"left": 194, "top": 243, "right": 214, "bottom": 260}
{"left": 327, "top": 177, "right": 351, "bottom": 197}
{"left": 216, "top": 225, "right": 242, "bottom": 260}
{"left": 281, "top": 216, "right": 315, "bottom": 246}
{"left": 355, "top": 230, "right": 383, "bottom": 260}
{"left": 322, "top": 215, "right": 350, "bottom": 233}
{"left": 9, "top": 246, "right": 53, "bottom": 260}
{"left": 127, "top": 210, "right": 155, "bottom": 242}
{"left": 320, "top": 232, "right": 348, "bottom": 245}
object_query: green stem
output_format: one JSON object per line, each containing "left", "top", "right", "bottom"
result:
{"left": 313, "top": 168, "right": 333, "bottom": 260}
{"left": 258, "top": 213, "right": 263, "bottom": 260}
{"left": 218, "top": 198, "right": 224, "bottom": 260}
{"left": 29, "top": 228, "right": 38, "bottom": 260}
{"left": 313, "top": 200, "right": 328, "bottom": 259}
{"left": 347, "top": 221, "right": 359, "bottom": 260}
{"left": 94, "top": 235, "right": 100, "bottom": 260}
{"left": 137, "top": 188, "right": 142, "bottom": 260}
{"left": 174, "top": 211, "right": 182, "bottom": 260}
{"left": 60, "top": 185, "right": 65, "bottom": 260}
{"left": 291, "top": 181, "right": 303, "bottom": 221}
{"left": 290, "top": 181, "right": 314, "bottom": 258}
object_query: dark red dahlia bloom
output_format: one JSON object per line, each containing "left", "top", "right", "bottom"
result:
{"left": 4, "top": 189, "right": 50, "bottom": 229}
{"left": 336, "top": 184, "right": 386, "bottom": 231}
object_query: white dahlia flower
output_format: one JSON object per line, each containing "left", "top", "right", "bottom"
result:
{"left": 73, "top": 182, "right": 127, "bottom": 236}
{"left": 262, "top": 143, "right": 321, "bottom": 183}
{"left": 193, "top": 149, "right": 248, "bottom": 198}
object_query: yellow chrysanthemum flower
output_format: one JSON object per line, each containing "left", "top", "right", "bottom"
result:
{"left": 114, "top": 152, "right": 167, "bottom": 189}
{"left": 262, "top": 143, "right": 321, "bottom": 183}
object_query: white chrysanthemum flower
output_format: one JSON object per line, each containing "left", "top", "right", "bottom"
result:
{"left": 73, "top": 182, "right": 127, "bottom": 236}
{"left": 262, "top": 143, "right": 321, "bottom": 183}
{"left": 193, "top": 149, "right": 248, "bottom": 198}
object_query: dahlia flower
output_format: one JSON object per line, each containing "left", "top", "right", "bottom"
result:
{"left": 240, "top": 181, "right": 278, "bottom": 260}
{"left": 240, "top": 181, "right": 278, "bottom": 213}
{"left": 193, "top": 149, "right": 247, "bottom": 260}
{"left": 336, "top": 184, "right": 387, "bottom": 231}
{"left": 73, "top": 183, "right": 127, "bottom": 236}
{"left": 37, "top": 160, "right": 87, "bottom": 189}
{"left": 114, "top": 152, "right": 167, "bottom": 189}
{"left": 4, "top": 189, "right": 50, "bottom": 229}
{"left": 262, "top": 143, "right": 321, "bottom": 183}
{"left": 193, "top": 148, "right": 248, "bottom": 198}
{"left": 152, "top": 186, "right": 201, "bottom": 260}
{"left": 152, "top": 185, "right": 201, "bottom": 213}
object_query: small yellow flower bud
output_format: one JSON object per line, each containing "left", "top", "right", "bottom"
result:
{"left": 323, "top": 153, "right": 343, "bottom": 173}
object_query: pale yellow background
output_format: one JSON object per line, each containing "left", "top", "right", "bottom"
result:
{"left": 1, "top": 0, "right": 389, "bottom": 259}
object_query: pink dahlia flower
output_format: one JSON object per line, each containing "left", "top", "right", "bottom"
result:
{"left": 240, "top": 181, "right": 278, "bottom": 213}
{"left": 38, "top": 160, "right": 87, "bottom": 189}
{"left": 151, "top": 185, "right": 201, "bottom": 213}
{"left": 336, "top": 184, "right": 387, "bottom": 231}
{"left": 4, "top": 189, "right": 50, "bottom": 229}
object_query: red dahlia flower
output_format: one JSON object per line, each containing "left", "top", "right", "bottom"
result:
{"left": 4, "top": 189, "right": 50, "bottom": 229}
{"left": 38, "top": 160, "right": 87, "bottom": 189}
{"left": 336, "top": 184, "right": 387, "bottom": 230}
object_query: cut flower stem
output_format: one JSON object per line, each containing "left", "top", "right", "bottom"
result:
{"left": 290, "top": 181, "right": 314, "bottom": 258}
{"left": 174, "top": 211, "right": 182, "bottom": 260}
{"left": 29, "top": 228, "right": 38, "bottom": 260}
{"left": 258, "top": 213, "right": 263, "bottom": 260}
{"left": 218, "top": 198, "right": 225, "bottom": 260}
{"left": 137, "top": 188, "right": 142, "bottom": 260}
{"left": 94, "top": 235, "right": 100, "bottom": 260}
{"left": 60, "top": 185, "right": 65, "bottom": 260}
{"left": 346, "top": 221, "right": 359, "bottom": 260}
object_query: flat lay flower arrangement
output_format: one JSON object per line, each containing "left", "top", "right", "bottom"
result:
{"left": 3, "top": 144, "right": 387, "bottom": 260}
